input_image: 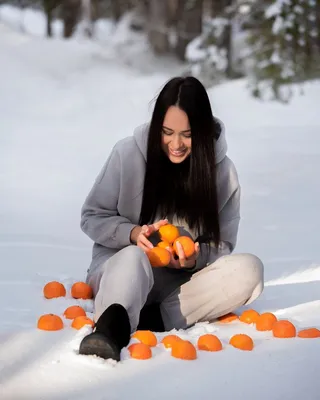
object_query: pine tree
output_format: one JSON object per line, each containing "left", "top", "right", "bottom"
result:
{"left": 248, "top": 0, "right": 320, "bottom": 102}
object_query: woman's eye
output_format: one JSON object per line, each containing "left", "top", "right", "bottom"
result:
{"left": 162, "top": 129, "right": 172, "bottom": 135}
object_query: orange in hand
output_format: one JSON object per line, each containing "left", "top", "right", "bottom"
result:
{"left": 37, "top": 314, "right": 64, "bottom": 331}
{"left": 197, "top": 334, "right": 222, "bottom": 352}
{"left": 256, "top": 312, "right": 277, "bottom": 331}
{"left": 272, "top": 320, "right": 296, "bottom": 338}
{"left": 159, "top": 224, "right": 180, "bottom": 244}
{"left": 239, "top": 309, "right": 260, "bottom": 324}
{"left": 298, "top": 328, "right": 320, "bottom": 338}
{"left": 161, "top": 335, "right": 182, "bottom": 349}
{"left": 218, "top": 313, "right": 238, "bottom": 323}
{"left": 43, "top": 281, "right": 66, "bottom": 299}
{"left": 132, "top": 330, "right": 157, "bottom": 347}
{"left": 71, "top": 282, "right": 93, "bottom": 299}
{"left": 147, "top": 247, "right": 171, "bottom": 267}
{"left": 229, "top": 334, "right": 254, "bottom": 351}
{"left": 128, "top": 343, "right": 152, "bottom": 359}
{"left": 173, "top": 236, "right": 195, "bottom": 258}
{"left": 63, "top": 305, "right": 86, "bottom": 320}
{"left": 171, "top": 340, "right": 197, "bottom": 360}
{"left": 72, "top": 316, "right": 94, "bottom": 330}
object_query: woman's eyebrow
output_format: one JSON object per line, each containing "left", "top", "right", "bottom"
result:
{"left": 162, "top": 125, "right": 191, "bottom": 133}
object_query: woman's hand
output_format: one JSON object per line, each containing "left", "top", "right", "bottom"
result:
{"left": 130, "top": 219, "right": 168, "bottom": 252}
{"left": 166, "top": 241, "right": 200, "bottom": 269}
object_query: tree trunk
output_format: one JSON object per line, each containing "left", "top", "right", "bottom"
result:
{"left": 147, "top": 0, "right": 170, "bottom": 54}
{"left": 62, "top": 0, "right": 81, "bottom": 38}
{"left": 211, "top": 0, "right": 225, "bottom": 17}
{"left": 43, "top": 0, "right": 59, "bottom": 38}
{"left": 81, "top": 0, "right": 93, "bottom": 37}
{"left": 176, "top": 0, "right": 204, "bottom": 61}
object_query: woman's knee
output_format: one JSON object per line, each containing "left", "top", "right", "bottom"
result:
{"left": 234, "top": 253, "right": 264, "bottom": 299}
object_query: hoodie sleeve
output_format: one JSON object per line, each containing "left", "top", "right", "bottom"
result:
{"left": 187, "top": 157, "right": 241, "bottom": 272}
{"left": 80, "top": 147, "right": 137, "bottom": 249}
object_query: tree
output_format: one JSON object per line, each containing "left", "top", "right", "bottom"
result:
{"left": 147, "top": 0, "right": 170, "bottom": 54}
{"left": 42, "top": 0, "right": 60, "bottom": 37}
{"left": 61, "top": 0, "right": 81, "bottom": 38}
{"left": 248, "top": 0, "right": 320, "bottom": 102}
{"left": 176, "top": 0, "right": 204, "bottom": 60}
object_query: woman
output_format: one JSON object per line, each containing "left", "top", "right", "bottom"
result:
{"left": 79, "top": 76, "right": 264, "bottom": 361}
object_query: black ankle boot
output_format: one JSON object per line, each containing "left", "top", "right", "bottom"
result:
{"left": 79, "top": 303, "right": 131, "bottom": 361}
{"left": 137, "top": 303, "right": 165, "bottom": 332}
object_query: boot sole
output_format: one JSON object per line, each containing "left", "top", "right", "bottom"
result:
{"left": 79, "top": 332, "right": 120, "bottom": 361}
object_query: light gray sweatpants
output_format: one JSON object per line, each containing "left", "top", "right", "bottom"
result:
{"left": 88, "top": 246, "right": 264, "bottom": 332}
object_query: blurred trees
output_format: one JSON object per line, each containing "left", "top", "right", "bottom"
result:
{"left": 1, "top": 0, "right": 319, "bottom": 102}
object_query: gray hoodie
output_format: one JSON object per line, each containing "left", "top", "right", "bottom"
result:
{"left": 81, "top": 121, "right": 241, "bottom": 276}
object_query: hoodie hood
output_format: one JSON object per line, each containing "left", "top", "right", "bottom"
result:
{"left": 133, "top": 118, "right": 228, "bottom": 164}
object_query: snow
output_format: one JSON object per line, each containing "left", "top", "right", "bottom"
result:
{"left": 1, "top": 5, "right": 320, "bottom": 400}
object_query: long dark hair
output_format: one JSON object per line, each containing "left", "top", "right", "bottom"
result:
{"left": 139, "top": 76, "right": 221, "bottom": 248}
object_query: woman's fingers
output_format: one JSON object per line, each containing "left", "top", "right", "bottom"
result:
{"left": 138, "top": 233, "right": 154, "bottom": 251}
{"left": 151, "top": 219, "right": 168, "bottom": 232}
{"left": 166, "top": 247, "right": 181, "bottom": 269}
{"left": 194, "top": 242, "right": 200, "bottom": 257}
{"left": 175, "top": 241, "right": 186, "bottom": 266}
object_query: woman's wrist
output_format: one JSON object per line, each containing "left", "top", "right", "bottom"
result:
{"left": 130, "top": 225, "right": 142, "bottom": 244}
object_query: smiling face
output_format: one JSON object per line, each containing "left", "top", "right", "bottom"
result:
{"left": 161, "top": 106, "right": 192, "bottom": 164}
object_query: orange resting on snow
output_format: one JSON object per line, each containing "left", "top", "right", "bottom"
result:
{"left": 298, "top": 328, "right": 320, "bottom": 338}
{"left": 171, "top": 340, "right": 197, "bottom": 360}
{"left": 128, "top": 343, "right": 152, "bottom": 360}
{"left": 218, "top": 313, "right": 239, "bottom": 323}
{"left": 159, "top": 224, "right": 180, "bottom": 244}
{"left": 272, "top": 320, "right": 296, "bottom": 338}
{"left": 71, "top": 282, "right": 93, "bottom": 299}
{"left": 37, "top": 314, "right": 64, "bottom": 331}
{"left": 239, "top": 309, "right": 260, "bottom": 324}
{"left": 173, "top": 236, "right": 195, "bottom": 258}
{"left": 229, "top": 334, "right": 254, "bottom": 351}
{"left": 147, "top": 247, "right": 171, "bottom": 267}
{"left": 63, "top": 305, "right": 86, "bottom": 320}
{"left": 161, "top": 335, "right": 182, "bottom": 349}
{"left": 43, "top": 281, "right": 66, "bottom": 299}
{"left": 197, "top": 334, "right": 222, "bottom": 352}
{"left": 71, "top": 316, "right": 94, "bottom": 330}
{"left": 256, "top": 312, "right": 277, "bottom": 331}
{"left": 132, "top": 330, "right": 158, "bottom": 347}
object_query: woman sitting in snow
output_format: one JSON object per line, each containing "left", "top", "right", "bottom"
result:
{"left": 78, "top": 76, "right": 264, "bottom": 361}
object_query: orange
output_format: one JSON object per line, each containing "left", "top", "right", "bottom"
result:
{"left": 43, "top": 281, "right": 66, "bottom": 299}
{"left": 159, "top": 224, "right": 180, "bottom": 244}
{"left": 63, "top": 305, "right": 86, "bottom": 320}
{"left": 71, "top": 316, "right": 94, "bottom": 330}
{"left": 157, "top": 240, "right": 174, "bottom": 254}
{"left": 71, "top": 282, "right": 93, "bottom": 299}
{"left": 128, "top": 343, "right": 152, "bottom": 360}
{"left": 272, "top": 320, "right": 296, "bottom": 338}
{"left": 239, "top": 309, "right": 260, "bottom": 324}
{"left": 256, "top": 312, "right": 277, "bottom": 331}
{"left": 161, "top": 335, "right": 182, "bottom": 349}
{"left": 218, "top": 313, "right": 238, "bottom": 323}
{"left": 37, "top": 314, "right": 64, "bottom": 331}
{"left": 197, "top": 334, "right": 222, "bottom": 352}
{"left": 146, "top": 247, "right": 171, "bottom": 267}
{"left": 173, "top": 236, "right": 195, "bottom": 258}
{"left": 229, "top": 334, "right": 254, "bottom": 351}
{"left": 157, "top": 240, "right": 171, "bottom": 249}
{"left": 171, "top": 340, "right": 197, "bottom": 360}
{"left": 297, "top": 328, "right": 320, "bottom": 338}
{"left": 132, "top": 330, "right": 157, "bottom": 347}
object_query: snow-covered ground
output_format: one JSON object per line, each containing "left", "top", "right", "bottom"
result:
{"left": 1, "top": 6, "right": 320, "bottom": 400}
